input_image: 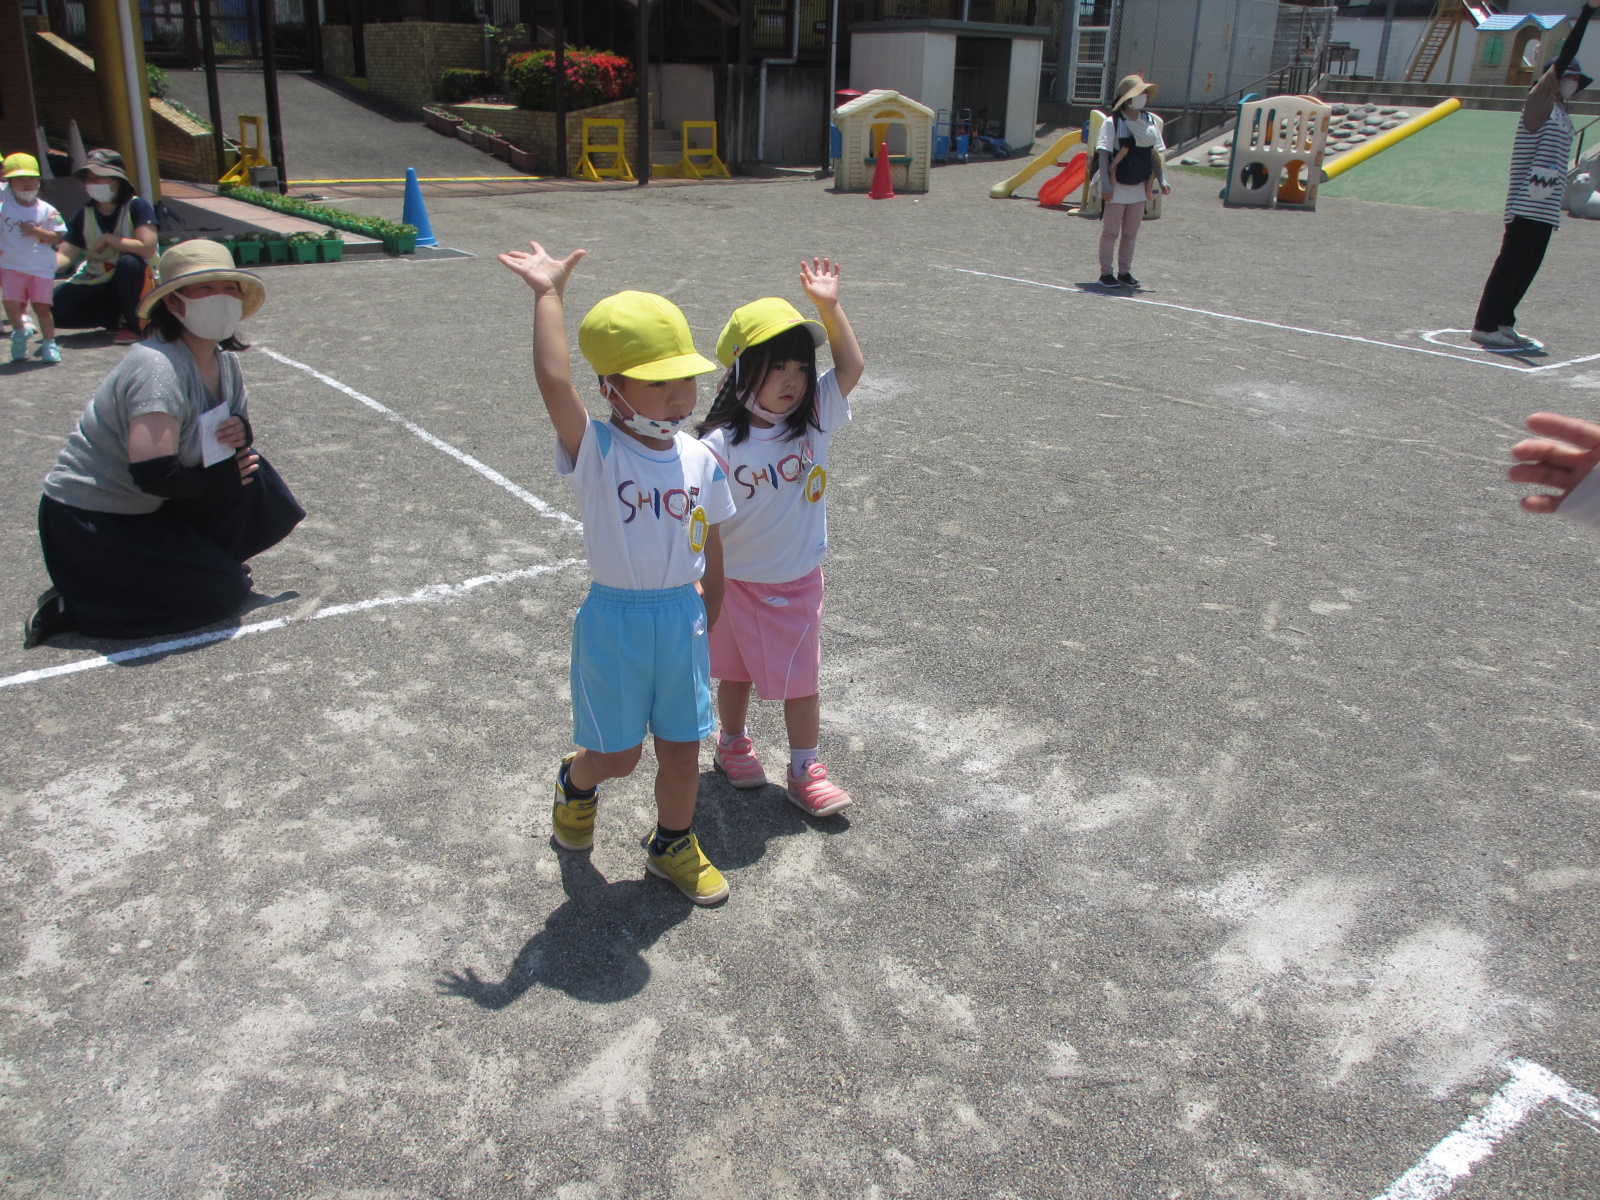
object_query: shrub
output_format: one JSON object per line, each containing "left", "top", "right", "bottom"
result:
{"left": 437, "top": 68, "right": 498, "bottom": 104}
{"left": 507, "top": 48, "right": 635, "bottom": 112}
{"left": 146, "top": 63, "right": 169, "bottom": 98}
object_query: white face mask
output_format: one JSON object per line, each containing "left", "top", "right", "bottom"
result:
{"left": 172, "top": 293, "right": 244, "bottom": 342}
{"left": 85, "top": 182, "right": 117, "bottom": 203}
{"left": 9, "top": 186, "right": 39, "bottom": 205}
{"left": 1561, "top": 77, "right": 1580, "bottom": 100}
{"left": 1129, "top": 94, "right": 1148, "bottom": 111}
{"left": 604, "top": 381, "right": 688, "bottom": 440}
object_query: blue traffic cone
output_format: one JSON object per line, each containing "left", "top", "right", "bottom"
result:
{"left": 401, "top": 167, "right": 438, "bottom": 248}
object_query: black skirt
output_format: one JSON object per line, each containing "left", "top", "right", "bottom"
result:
{"left": 38, "top": 455, "right": 305, "bottom": 639}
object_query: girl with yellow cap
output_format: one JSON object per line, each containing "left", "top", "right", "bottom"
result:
{"left": 695, "top": 258, "right": 865, "bottom": 819}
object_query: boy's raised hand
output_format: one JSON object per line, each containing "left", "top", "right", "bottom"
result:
{"left": 800, "top": 257, "right": 841, "bottom": 307}
{"left": 499, "top": 240, "right": 586, "bottom": 296}
{"left": 1508, "top": 411, "right": 1600, "bottom": 512}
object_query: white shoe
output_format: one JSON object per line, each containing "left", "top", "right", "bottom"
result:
{"left": 1470, "top": 328, "right": 1524, "bottom": 351}
{"left": 1499, "top": 326, "right": 1543, "bottom": 350}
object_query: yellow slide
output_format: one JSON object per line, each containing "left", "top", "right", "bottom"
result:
{"left": 989, "top": 130, "right": 1085, "bottom": 199}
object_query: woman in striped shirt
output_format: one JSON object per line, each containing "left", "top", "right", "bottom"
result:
{"left": 1471, "top": 0, "right": 1595, "bottom": 351}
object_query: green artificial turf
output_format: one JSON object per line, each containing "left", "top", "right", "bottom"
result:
{"left": 1316, "top": 108, "right": 1520, "bottom": 214}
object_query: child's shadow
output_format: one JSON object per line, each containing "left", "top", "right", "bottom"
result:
{"left": 436, "top": 771, "right": 851, "bottom": 1009}
{"left": 436, "top": 850, "right": 695, "bottom": 1008}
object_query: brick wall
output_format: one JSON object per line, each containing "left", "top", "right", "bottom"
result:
{"left": 444, "top": 99, "right": 640, "bottom": 177}
{"left": 364, "top": 23, "right": 484, "bottom": 114}
{"left": 322, "top": 25, "right": 355, "bottom": 80}
{"left": 28, "top": 31, "right": 218, "bottom": 183}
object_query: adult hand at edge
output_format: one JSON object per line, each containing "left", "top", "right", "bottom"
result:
{"left": 1507, "top": 411, "right": 1600, "bottom": 512}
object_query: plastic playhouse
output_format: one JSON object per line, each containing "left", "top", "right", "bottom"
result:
{"left": 1221, "top": 95, "right": 1332, "bottom": 210}
{"left": 1220, "top": 94, "right": 1462, "bottom": 210}
{"left": 832, "top": 90, "right": 935, "bottom": 195}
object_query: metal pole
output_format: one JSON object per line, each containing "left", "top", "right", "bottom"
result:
{"left": 823, "top": 0, "right": 837, "bottom": 176}
{"left": 554, "top": 0, "right": 566, "bottom": 177}
{"left": 636, "top": 0, "right": 650, "bottom": 185}
{"left": 1376, "top": 0, "right": 1397, "bottom": 82}
{"left": 258, "top": 0, "right": 288, "bottom": 190}
{"left": 1181, "top": 0, "right": 1205, "bottom": 112}
{"left": 197, "top": 0, "right": 225, "bottom": 177}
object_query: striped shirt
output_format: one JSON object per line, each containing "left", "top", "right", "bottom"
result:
{"left": 1504, "top": 105, "right": 1573, "bottom": 227}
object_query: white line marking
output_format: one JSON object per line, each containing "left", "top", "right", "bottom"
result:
{"left": 949, "top": 268, "right": 1590, "bottom": 374}
{"left": 0, "top": 559, "right": 582, "bottom": 691}
{"left": 258, "top": 347, "right": 580, "bottom": 529}
{"left": 1375, "top": 1058, "right": 1600, "bottom": 1200}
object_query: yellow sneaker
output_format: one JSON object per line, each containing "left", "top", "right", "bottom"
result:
{"left": 645, "top": 833, "right": 729, "bottom": 906}
{"left": 551, "top": 753, "right": 598, "bottom": 851}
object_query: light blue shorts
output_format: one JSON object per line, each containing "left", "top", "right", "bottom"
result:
{"left": 571, "top": 582, "right": 712, "bottom": 752}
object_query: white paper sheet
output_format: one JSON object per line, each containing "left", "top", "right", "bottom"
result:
{"left": 197, "top": 404, "right": 233, "bottom": 468}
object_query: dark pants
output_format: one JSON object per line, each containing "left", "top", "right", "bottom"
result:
{"left": 1474, "top": 216, "right": 1554, "bottom": 333}
{"left": 38, "top": 456, "right": 305, "bottom": 639}
{"left": 51, "top": 254, "right": 148, "bottom": 334}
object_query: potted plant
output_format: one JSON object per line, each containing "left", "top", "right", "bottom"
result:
{"left": 456, "top": 122, "right": 477, "bottom": 145}
{"left": 232, "top": 232, "right": 263, "bottom": 265}
{"left": 436, "top": 110, "right": 464, "bottom": 136}
{"left": 318, "top": 232, "right": 344, "bottom": 262}
{"left": 483, "top": 127, "right": 511, "bottom": 160}
{"left": 264, "top": 235, "right": 290, "bottom": 265}
{"left": 508, "top": 143, "right": 538, "bottom": 173}
{"left": 288, "top": 230, "right": 322, "bottom": 264}
{"left": 471, "top": 124, "right": 494, "bottom": 152}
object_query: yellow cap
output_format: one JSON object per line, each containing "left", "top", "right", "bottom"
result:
{"left": 715, "top": 297, "right": 825, "bottom": 367}
{"left": 3, "top": 153, "right": 41, "bottom": 179}
{"left": 578, "top": 291, "right": 718, "bottom": 380}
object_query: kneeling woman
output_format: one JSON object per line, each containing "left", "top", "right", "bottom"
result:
{"left": 25, "top": 240, "right": 304, "bottom": 646}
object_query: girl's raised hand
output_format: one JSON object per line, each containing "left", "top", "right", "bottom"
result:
{"left": 499, "top": 241, "right": 586, "bottom": 297}
{"left": 800, "top": 257, "right": 841, "bottom": 307}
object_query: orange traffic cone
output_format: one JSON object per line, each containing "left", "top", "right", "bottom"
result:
{"left": 868, "top": 141, "right": 894, "bottom": 199}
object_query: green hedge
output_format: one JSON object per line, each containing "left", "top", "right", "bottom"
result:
{"left": 218, "top": 184, "right": 417, "bottom": 253}
{"left": 438, "top": 68, "right": 498, "bottom": 103}
{"left": 506, "top": 48, "right": 635, "bottom": 111}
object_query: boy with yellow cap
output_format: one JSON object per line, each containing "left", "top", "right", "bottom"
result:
{"left": 499, "top": 239, "right": 736, "bottom": 905}
{"left": 0, "top": 153, "right": 68, "bottom": 363}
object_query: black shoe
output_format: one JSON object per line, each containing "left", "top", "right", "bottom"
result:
{"left": 1118, "top": 272, "right": 1140, "bottom": 288}
{"left": 23, "top": 587, "right": 76, "bottom": 649}
{"left": 1098, "top": 273, "right": 1119, "bottom": 287}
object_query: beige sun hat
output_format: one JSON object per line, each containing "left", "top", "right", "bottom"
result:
{"left": 1112, "top": 74, "right": 1158, "bottom": 110}
{"left": 136, "top": 239, "right": 266, "bottom": 321}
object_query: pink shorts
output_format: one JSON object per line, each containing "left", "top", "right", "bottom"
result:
{"left": 1, "top": 268, "right": 53, "bottom": 306}
{"left": 709, "top": 567, "right": 824, "bottom": 700}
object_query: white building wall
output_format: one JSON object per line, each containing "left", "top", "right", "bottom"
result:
{"left": 1115, "top": 0, "right": 1279, "bottom": 107}
{"left": 849, "top": 31, "right": 934, "bottom": 107}
{"left": 1330, "top": 15, "right": 1475, "bottom": 84}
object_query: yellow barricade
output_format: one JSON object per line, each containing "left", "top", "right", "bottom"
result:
{"left": 218, "top": 116, "right": 270, "bottom": 185}
{"left": 576, "top": 119, "right": 635, "bottom": 182}
{"left": 654, "top": 121, "right": 731, "bottom": 180}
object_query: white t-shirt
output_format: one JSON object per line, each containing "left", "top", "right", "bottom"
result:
{"left": 555, "top": 418, "right": 736, "bottom": 590}
{"left": 0, "top": 191, "right": 67, "bottom": 279}
{"left": 700, "top": 368, "right": 850, "bottom": 584}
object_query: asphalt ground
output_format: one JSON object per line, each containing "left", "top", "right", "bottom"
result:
{"left": 5, "top": 157, "right": 1600, "bottom": 1199}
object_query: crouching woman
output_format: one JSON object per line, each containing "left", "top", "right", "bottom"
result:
{"left": 25, "top": 240, "right": 304, "bottom": 646}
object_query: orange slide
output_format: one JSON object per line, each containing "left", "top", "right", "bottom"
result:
{"left": 1037, "top": 152, "right": 1087, "bottom": 208}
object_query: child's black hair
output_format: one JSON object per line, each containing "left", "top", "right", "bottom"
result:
{"left": 694, "top": 324, "right": 820, "bottom": 445}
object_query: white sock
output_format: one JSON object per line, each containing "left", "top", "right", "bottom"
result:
{"left": 790, "top": 747, "right": 818, "bottom": 774}
{"left": 719, "top": 727, "right": 747, "bottom": 744}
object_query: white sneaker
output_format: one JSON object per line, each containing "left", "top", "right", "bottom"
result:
{"left": 1470, "top": 328, "right": 1524, "bottom": 351}
{"left": 1499, "top": 326, "right": 1542, "bottom": 350}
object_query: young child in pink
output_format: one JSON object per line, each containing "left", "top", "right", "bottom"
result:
{"left": 696, "top": 258, "right": 864, "bottom": 817}
{"left": 0, "top": 154, "right": 67, "bottom": 364}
